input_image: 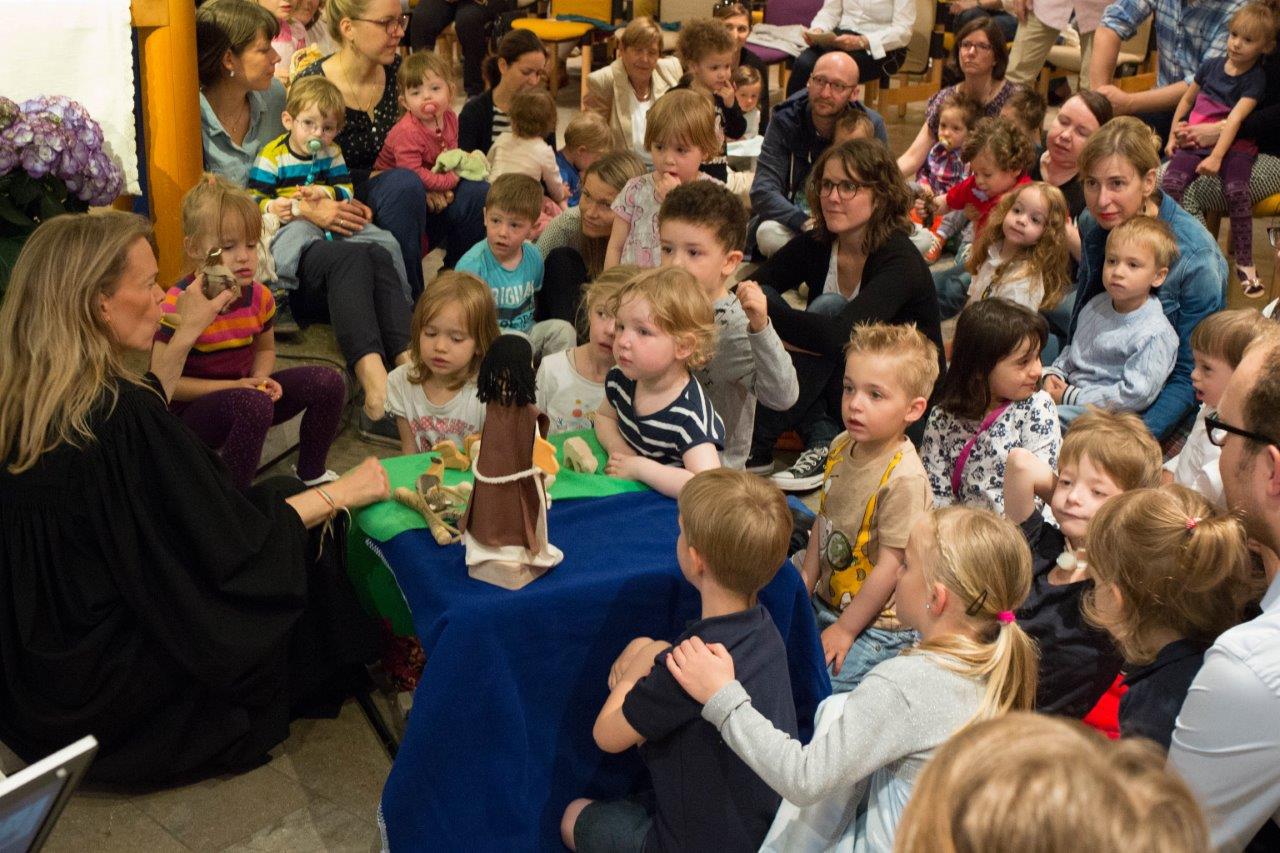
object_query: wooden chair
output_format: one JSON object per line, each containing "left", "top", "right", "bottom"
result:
{"left": 863, "top": 0, "right": 942, "bottom": 115}
{"left": 513, "top": 0, "right": 617, "bottom": 98}
{"left": 1036, "top": 16, "right": 1154, "bottom": 96}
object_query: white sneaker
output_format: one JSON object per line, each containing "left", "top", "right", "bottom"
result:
{"left": 297, "top": 466, "right": 340, "bottom": 486}
{"left": 769, "top": 445, "right": 829, "bottom": 492}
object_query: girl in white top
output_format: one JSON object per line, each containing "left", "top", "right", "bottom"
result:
{"left": 536, "top": 266, "right": 638, "bottom": 433}
{"left": 964, "top": 181, "right": 1072, "bottom": 314}
{"left": 665, "top": 505, "right": 1038, "bottom": 852}
{"left": 387, "top": 271, "right": 500, "bottom": 454}
{"left": 487, "top": 90, "right": 567, "bottom": 206}
{"left": 921, "top": 298, "right": 1061, "bottom": 512}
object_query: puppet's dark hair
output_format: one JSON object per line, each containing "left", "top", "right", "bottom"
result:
{"left": 476, "top": 334, "right": 537, "bottom": 407}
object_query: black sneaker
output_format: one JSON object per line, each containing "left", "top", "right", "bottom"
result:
{"left": 359, "top": 411, "right": 400, "bottom": 447}
{"left": 744, "top": 450, "right": 774, "bottom": 475}
{"left": 770, "top": 444, "right": 829, "bottom": 492}
{"left": 273, "top": 288, "right": 301, "bottom": 336}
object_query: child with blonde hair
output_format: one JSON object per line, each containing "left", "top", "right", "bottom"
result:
{"left": 804, "top": 323, "right": 939, "bottom": 693}
{"left": 675, "top": 19, "right": 746, "bottom": 183}
{"left": 1084, "top": 485, "right": 1255, "bottom": 747}
{"left": 536, "top": 265, "right": 640, "bottom": 434}
{"left": 557, "top": 112, "right": 612, "bottom": 207}
{"left": 895, "top": 712, "right": 1211, "bottom": 853}
{"left": 594, "top": 267, "right": 724, "bottom": 496}
{"left": 963, "top": 182, "right": 1073, "bottom": 313}
{"left": 487, "top": 90, "right": 568, "bottom": 207}
{"left": 563, "top": 469, "right": 798, "bottom": 853}
{"left": 386, "top": 271, "right": 500, "bottom": 455}
{"left": 922, "top": 298, "right": 1060, "bottom": 512}
{"left": 605, "top": 90, "right": 721, "bottom": 269}
{"left": 154, "top": 175, "right": 346, "bottom": 490}
{"left": 376, "top": 51, "right": 462, "bottom": 215}
{"left": 1003, "top": 408, "right": 1163, "bottom": 718}
{"left": 666, "top": 504, "right": 1038, "bottom": 851}
{"left": 1043, "top": 216, "right": 1180, "bottom": 423}
{"left": 248, "top": 75, "right": 410, "bottom": 297}
{"left": 1163, "top": 308, "right": 1270, "bottom": 505}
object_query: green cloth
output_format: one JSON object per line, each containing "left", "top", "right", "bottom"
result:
{"left": 432, "top": 148, "right": 490, "bottom": 182}
{"left": 347, "top": 430, "right": 647, "bottom": 635}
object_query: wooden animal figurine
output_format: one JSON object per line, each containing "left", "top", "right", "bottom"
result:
{"left": 458, "top": 336, "right": 563, "bottom": 589}
{"left": 432, "top": 439, "right": 471, "bottom": 471}
{"left": 561, "top": 436, "right": 598, "bottom": 474}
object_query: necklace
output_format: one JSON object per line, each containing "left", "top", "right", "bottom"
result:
{"left": 218, "top": 99, "right": 251, "bottom": 141}
{"left": 339, "top": 54, "right": 379, "bottom": 118}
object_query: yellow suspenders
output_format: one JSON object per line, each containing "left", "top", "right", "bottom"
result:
{"left": 821, "top": 438, "right": 904, "bottom": 609}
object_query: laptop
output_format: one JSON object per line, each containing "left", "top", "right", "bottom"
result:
{"left": 0, "top": 737, "right": 97, "bottom": 853}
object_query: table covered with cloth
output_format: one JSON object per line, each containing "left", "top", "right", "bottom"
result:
{"left": 353, "top": 435, "right": 832, "bottom": 851}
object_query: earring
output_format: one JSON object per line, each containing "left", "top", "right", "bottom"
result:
{"left": 228, "top": 69, "right": 235, "bottom": 78}
{"left": 924, "top": 602, "right": 932, "bottom": 612}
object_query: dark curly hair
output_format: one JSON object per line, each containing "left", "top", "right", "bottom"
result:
{"left": 962, "top": 116, "right": 1036, "bottom": 173}
{"left": 806, "top": 140, "right": 914, "bottom": 254}
{"left": 476, "top": 334, "right": 537, "bottom": 407}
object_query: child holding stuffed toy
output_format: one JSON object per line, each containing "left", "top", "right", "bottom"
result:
{"left": 154, "top": 174, "right": 346, "bottom": 491}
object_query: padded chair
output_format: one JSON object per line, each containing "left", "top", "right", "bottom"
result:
{"left": 512, "top": 0, "right": 615, "bottom": 98}
{"left": 1036, "top": 16, "right": 1154, "bottom": 96}
{"left": 863, "top": 0, "right": 942, "bottom": 115}
{"left": 744, "top": 0, "right": 825, "bottom": 93}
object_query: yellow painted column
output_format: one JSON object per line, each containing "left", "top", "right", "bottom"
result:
{"left": 132, "top": 0, "right": 202, "bottom": 285}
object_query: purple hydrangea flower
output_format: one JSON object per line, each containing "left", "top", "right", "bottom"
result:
{"left": 2, "top": 95, "right": 124, "bottom": 205}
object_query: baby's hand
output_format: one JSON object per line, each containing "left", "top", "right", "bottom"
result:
{"left": 1042, "top": 374, "right": 1066, "bottom": 404}
{"left": 1196, "top": 156, "right": 1222, "bottom": 177}
{"left": 604, "top": 452, "right": 643, "bottom": 481}
{"left": 253, "top": 376, "right": 283, "bottom": 401}
{"left": 665, "top": 637, "right": 736, "bottom": 704}
{"left": 295, "top": 186, "right": 327, "bottom": 203}
{"left": 734, "top": 280, "right": 768, "bottom": 333}
{"left": 653, "top": 171, "right": 681, "bottom": 202}
{"left": 820, "top": 622, "right": 855, "bottom": 675}
{"left": 1165, "top": 137, "right": 1179, "bottom": 158}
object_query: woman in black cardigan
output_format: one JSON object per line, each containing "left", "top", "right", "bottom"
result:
{"left": 458, "top": 30, "right": 555, "bottom": 155}
{"left": 748, "top": 140, "right": 943, "bottom": 488}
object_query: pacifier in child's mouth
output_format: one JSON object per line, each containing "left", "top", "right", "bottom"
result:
{"left": 939, "top": 133, "right": 953, "bottom": 150}
{"left": 306, "top": 138, "right": 323, "bottom": 154}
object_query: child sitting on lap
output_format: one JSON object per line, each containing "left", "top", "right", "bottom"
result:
{"left": 563, "top": 469, "right": 798, "bottom": 853}
{"left": 487, "top": 90, "right": 568, "bottom": 213}
{"left": 557, "top": 112, "right": 611, "bottom": 208}
{"left": 803, "top": 323, "right": 938, "bottom": 694}
{"left": 1003, "top": 408, "right": 1163, "bottom": 718}
{"left": 375, "top": 51, "right": 462, "bottom": 217}
{"left": 247, "top": 76, "right": 410, "bottom": 297}
{"left": 1042, "top": 216, "right": 1180, "bottom": 426}
{"left": 658, "top": 182, "right": 798, "bottom": 469}
{"left": 913, "top": 90, "right": 980, "bottom": 262}
{"left": 595, "top": 267, "right": 724, "bottom": 497}
{"left": 457, "top": 174, "right": 577, "bottom": 360}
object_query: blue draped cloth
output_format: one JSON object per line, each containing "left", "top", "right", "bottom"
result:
{"left": 377, "top": 490, "right": 830, "bottom": 851}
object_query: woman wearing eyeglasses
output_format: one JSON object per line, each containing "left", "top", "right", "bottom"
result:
{"left": 897, "top": 18, "right": 1016, "bottom": 178}
{"left": 744, "top": 140, "right": 944, "bottom": 489}
{"left": 296, "top": 0, "right": 488, "bottom": 283}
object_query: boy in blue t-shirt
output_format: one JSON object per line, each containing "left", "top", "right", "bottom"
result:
{"left": 562, "top": 469, "right": 799, "bottom": 853}
{"left": 457, "top": 174, "right": 575, "bottom": 358}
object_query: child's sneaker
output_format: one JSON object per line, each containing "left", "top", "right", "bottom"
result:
{"left": 272, "top": 288, "right": 301, "bottom": 336}
{"left": 359, "top": 411, "right": 400, "bottom": 447}
{"left": 769, "top": 444, "right": 829, "bottom": 492}
{"left": 745, "top": 450, "right": 774, "bottom": 475}
{"left": 295, "top": 466, "right": 340, "bottom": 486}
{"left": 924, "top": 233, "right": 945, "bottom": 264}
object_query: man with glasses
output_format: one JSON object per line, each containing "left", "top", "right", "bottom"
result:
{"left": 749, "top": 52, "right": 887, "bottom": 258}
{"left": 1168, "top": 328, "right": 1280, "bottom": 851}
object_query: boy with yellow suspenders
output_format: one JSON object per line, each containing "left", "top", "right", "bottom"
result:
{"left": 799, "top": 324, "right": 938, "bottom": 693}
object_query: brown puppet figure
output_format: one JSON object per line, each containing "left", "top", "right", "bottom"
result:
{"left": 459, "top": 335, "right": 564, "bottom": 589}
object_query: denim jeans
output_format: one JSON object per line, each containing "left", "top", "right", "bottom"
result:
{"left": 813, "top": 597, "right": 917, "bottom": 694}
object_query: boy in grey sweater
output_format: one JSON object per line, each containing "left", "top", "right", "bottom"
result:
{"left": 1043, "top": 216, "right": 1180, "bottom": 427}
{"left": 658, "top": 182, "right": 798, "bottom": 469}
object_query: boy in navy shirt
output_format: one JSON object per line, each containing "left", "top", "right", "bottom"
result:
{"left": 562, "top": 469, "right": 798, "bottom": 853}
{"left": 457, "top": 174, "right": 575, "bottom": 358}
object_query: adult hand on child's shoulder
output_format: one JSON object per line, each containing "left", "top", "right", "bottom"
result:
{"left": 666, "top": 637, "right": 736, "bottom": 704}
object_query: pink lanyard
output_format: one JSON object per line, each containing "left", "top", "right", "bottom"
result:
{"left": 950, "top": 402, "right": 1011, "bottom": 498}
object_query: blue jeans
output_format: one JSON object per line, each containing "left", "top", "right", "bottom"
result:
{"left": 1041, "top": 286, "right": 1077, "bottom": 364}
{"left": 932, "top": 249, "right": 972, "bottom": 320}
{"left": 357, "top": 167, "right": 427, "bottom": 300}
{"left": 813, "top": 598, "right": 916, "bottom": 694}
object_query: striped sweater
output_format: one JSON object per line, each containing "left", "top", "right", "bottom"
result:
{"left": 603, "top": 368, "right": 724, "bottom": 466}
{"left": 246, "top": 133, "right": 354, "bottom": 211}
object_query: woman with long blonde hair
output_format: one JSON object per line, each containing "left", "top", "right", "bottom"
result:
{"left": 665, "top": 504, "right": 1037, "bottom": 850}
{"left": 0, "top": 211, "right": 389, "bottom": 784}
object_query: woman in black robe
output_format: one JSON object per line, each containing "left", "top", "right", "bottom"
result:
{"left": 0, "top": 211, "right": 390, "bottom": 784}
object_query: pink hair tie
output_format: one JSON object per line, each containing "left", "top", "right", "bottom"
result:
{"left": 1186, "top": 517, "right": 1200, "bottom": 531}
{"left": 997, "top": 611, "right": 1016, "bottom": 625}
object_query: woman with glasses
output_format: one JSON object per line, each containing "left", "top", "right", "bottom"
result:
{"left": 897, "top": 18, "right": 1016, "bottom": 177}
{"left": 199, "top": 0, "right": 413, "bottom": 443}
{"left": 297, "top": 0, "right": 487, "bottom": 281}
{"left": 745, "top": 140, "right": 944, "bottom": 490}
{"left": 536, "top": 151, "right": 647, "bottom": 323}
{"left": 785, "top": 0, "right": 915, "bottom": 96}
{"left": 583, "top": 18, "right": 684, "bottom": 162}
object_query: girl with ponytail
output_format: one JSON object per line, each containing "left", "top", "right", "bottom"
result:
{"left": 664, "top": 504, "right": 1037, "bottom": 850}
{"left": 1083, "top": 485, "right": 1257, "bottom": 748}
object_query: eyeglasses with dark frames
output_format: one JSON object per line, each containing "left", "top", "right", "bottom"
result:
{"left": 351, "top": 13, "right": 410, "bottom": 34}
{"left": 1204, "top": 414, "right": 1279, "bottom": 448}
{"left": 817, "top": 179, "right": 870, "bottom": 200}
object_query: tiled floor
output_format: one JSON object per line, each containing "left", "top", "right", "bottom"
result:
{"left": 38, "top": 72, "right": 1277, "bottom": 853}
